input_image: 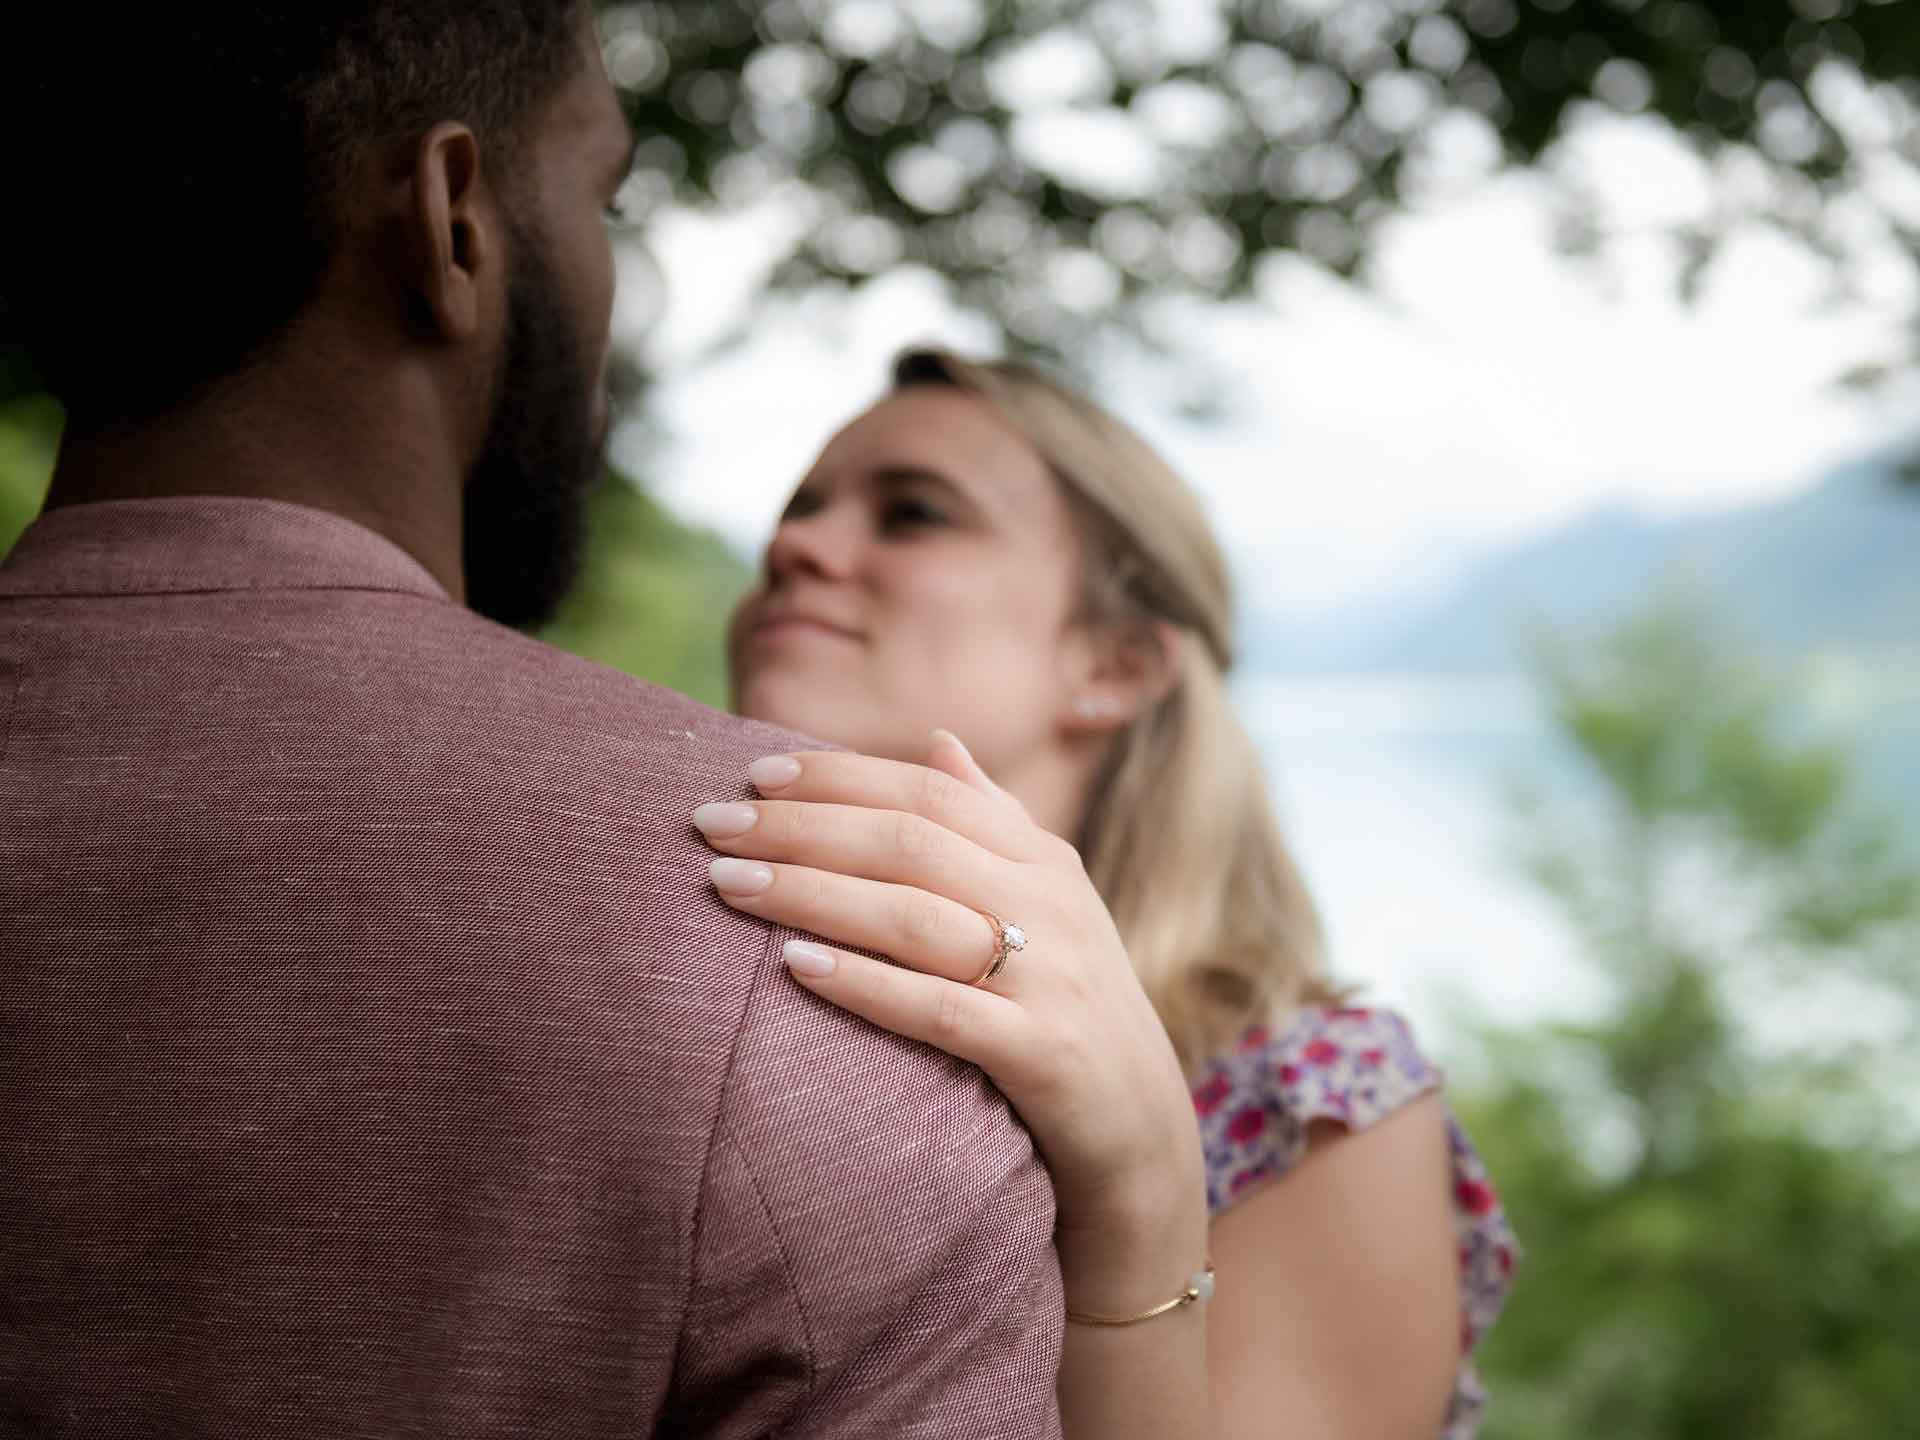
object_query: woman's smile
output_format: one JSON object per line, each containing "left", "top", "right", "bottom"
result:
{"left": 742, "top": 603, "right": 867, "bottom": 651}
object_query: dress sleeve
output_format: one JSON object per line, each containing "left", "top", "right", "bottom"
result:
{"left": 1192, "top": 1006, "right": 1520, "bottom": 1438}
{"left": 1193, "top": 1005, "right": 1442, "bottom": 1212}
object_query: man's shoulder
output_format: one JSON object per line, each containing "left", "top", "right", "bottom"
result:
{"left": 681, "top": 963, "right": 1063, "bottom": 1431}
{"left": 365, "top": 600, "right": 821, "bottom": 797}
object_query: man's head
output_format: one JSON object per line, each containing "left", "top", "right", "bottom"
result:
{"left": 4, "top": 3, "right": 635, "bottom": 627}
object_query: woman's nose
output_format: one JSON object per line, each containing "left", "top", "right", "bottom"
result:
{"left": 764, "top": 507, "right": 858, "bottom": 583}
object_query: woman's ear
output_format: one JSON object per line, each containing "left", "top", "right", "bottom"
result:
{"left": 1062, "top": 619, "right": 1184, "bottom": 736}
{"left": 406, "top": 122, "right": 495, "bottom": 343}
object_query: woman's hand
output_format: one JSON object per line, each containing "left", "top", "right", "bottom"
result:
{"left": 691, "top": 730, "right": 1210, "bottom": 1315}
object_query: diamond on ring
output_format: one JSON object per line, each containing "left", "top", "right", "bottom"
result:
{"left": 971, "top": 911, "right": 1027, "bottom": 987}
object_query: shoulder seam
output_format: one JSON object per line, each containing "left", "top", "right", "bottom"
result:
{"left": 722, "top": 1123, "right": 821, "bottom": 1383}
{"left": 669, "top": 922, "right": 818, "bottom": 1412}
{"left": 0, "top": 660, "right": 19, "bottom": 771}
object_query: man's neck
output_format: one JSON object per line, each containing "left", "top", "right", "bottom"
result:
{"left": 44, "top": 365, "right": 470, "bottom": 604}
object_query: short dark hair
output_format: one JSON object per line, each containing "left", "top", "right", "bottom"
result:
{"left": 2, "top": 2, "right": 587, "bottom": 424}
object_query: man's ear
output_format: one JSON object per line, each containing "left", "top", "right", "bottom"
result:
{"left": 407, "top": 123, "right": 495, "bottom": 343}
{"left": 1062, "top": 619, "right": 1185, "bottom": 735}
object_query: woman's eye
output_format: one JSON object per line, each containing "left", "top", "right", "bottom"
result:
{"left": 881, "top": 498, "right": 947, "bottom": 532}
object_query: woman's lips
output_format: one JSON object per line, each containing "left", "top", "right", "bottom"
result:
{"left": 749, "top": 614, "right": 863, "bottom": 645}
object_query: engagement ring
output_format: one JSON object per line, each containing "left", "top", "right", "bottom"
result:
{"left": 970, "top": 911, "right": 1027, "bottom": 987}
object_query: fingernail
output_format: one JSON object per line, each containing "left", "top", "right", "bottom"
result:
{"left": 693, "top": 802, "right": 759, "bottom": 839}
{"left": 710, "top": 857, "right": 773, "bottom": 895}
{"left": 784, "top": 940, "right": 837, "bottom": 977}
{"left": 749, "top": 755, "right": 802, "bottom": 791}
{"left": 931, "top": 728, "right": 971, "bottom": 760}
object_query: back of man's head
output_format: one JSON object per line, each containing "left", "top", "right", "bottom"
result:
{"left": 3, "top": 3, "right": 585, "bottom": 430}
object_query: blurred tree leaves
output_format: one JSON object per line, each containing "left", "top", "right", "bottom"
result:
{"left": 5, "top": 2, "right": 1920, "bottom": 402}
{"left": 8, "top": 2, "right": 1920, "bottom": 402}
{"left": 1518, "top": 598, "right": 1920, "bottom": 1021}
{"left": 0, "top": 397, "right": 60, "bottom": 556}
{"left": 598, "top": 0, "right": 1920, "bottom": 357}
{"left": 538, "top": 476, "right": 751, "bottom": 706}
{"left": 1460, "top": 598, "right": 1920, "bottom": 1439}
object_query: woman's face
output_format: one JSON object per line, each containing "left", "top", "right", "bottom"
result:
{"left": 729, "top": 386, "right": 1088, "bottom": 778}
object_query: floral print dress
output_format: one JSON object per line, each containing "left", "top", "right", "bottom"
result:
{"left": 1192, "top": 1005, "right": 1517, "bottom": 1439}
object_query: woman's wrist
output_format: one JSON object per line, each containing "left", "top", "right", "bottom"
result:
{"left": 1055, "top": 1178, "right": 1211, "bottom": 1320}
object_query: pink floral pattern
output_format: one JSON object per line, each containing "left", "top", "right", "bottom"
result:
{"left": 1193, "top": 1006, "right": 1518, "bottom": 1439}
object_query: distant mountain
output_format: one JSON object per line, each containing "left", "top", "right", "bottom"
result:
{"left": 1248, "top": 449, "right": 1920, "bottom": 673}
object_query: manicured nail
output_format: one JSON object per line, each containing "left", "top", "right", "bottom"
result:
{"left": 693, "top": 802, "right": 758, "bottom": 839}
{"left": 749, "top": 755, "right": 802, "bottom": 791}
{"left": 710, "top": 857, "right": 773, "bottom": 895}
{"left": 784, "top": 940, "right": 837, "bottom": 977}
{"left": 931, "top": 728, "right": 972, "bottom": 760}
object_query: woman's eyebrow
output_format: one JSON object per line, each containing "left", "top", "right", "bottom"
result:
{"left": 872, "top": 464, "right": 961, "bottom": 493}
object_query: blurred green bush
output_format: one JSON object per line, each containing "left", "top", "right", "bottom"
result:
{"left": 539, "top": 476, "right": 751, "bottom": 710}
{"left": 0, "top": 396, "right": 59, "bottom": 557}
{"left": 1461, "top": 601, "right": 1920, "bottom": 1440}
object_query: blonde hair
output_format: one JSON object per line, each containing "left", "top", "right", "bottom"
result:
{"left": 892, "top": 349, "right": 1340, "bottom": 1070}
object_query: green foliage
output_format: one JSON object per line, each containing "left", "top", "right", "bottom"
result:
{"left": 536, "top": 474, "right": 753, "bottom": 709}
{"left": 1463, "top": 599, "right": 1920, "bottom": 1439}
{"left": 1468, "top": 1066, "right": 1920, "bottom": 1440}
{"left": 10, "top": 4, "right": 1920, "bottom": 388}
{"left": 1508, "top": 600, "right": 1917, "bottom": 1001}
{"left": 0, "top": 395, "right": 59, "bottom": 560}
{"left": 601, "top": 0, "right": 1920, "bottom": 353}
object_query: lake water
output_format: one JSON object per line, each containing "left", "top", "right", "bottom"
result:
{"left": 1234, "top": 670, "right": 1920, "bottom": 1056}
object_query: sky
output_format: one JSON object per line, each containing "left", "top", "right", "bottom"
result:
{"left": 612, "top": 108, "right": 1920, "bottom": 626}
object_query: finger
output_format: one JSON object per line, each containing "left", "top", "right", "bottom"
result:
{"left": 778, "top": 937, "right": 1027, "bottom": 1073}
{"left": 694, "top": 796, "right": 1009, "bottom": 904}
{"left": 928, "top": 729, "right": 1032, "bottom": 820}
{"left": 709, "top": 857, "right": 1006, "bottom": 986}
{"left": 742, "top": 749, "right": 1050, "bottom": 863}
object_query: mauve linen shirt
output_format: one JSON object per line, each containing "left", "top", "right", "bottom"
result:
{"left": 0, "top": 497, "right": 1064, "bottom": 1439}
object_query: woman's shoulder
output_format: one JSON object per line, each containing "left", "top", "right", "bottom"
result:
{"left": 1193, "top": 1003, "right": 1443, "bottom": 1207}
{"left": 1193, "top": 1004, "right": 1520, "bottom": 1399}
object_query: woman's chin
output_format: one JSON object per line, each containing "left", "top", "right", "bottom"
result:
{"left": 735, "top": 679, "right": 924, "bottom": 758}
{"left": 736, "top": 678, "right": 851, "bottom": 744}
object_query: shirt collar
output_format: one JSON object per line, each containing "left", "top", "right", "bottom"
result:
{"left": 0, "top": 496, "right": 452, "bottom": 603}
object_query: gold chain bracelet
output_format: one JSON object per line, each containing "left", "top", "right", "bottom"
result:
{"left": 1064, "top": 1262, "right": 1216, "bottom": 1328}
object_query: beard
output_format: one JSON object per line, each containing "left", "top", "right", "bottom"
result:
{"left": 461, "top": 220, "right": 607, "bottom": 630}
